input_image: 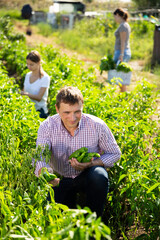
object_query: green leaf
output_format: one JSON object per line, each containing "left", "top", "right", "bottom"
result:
{"left": 9, "top": 234, "right": 33, "bottom": 239}
{"left": 147, "top": 183, "right": 160, "bottom": 194}
{"left": 1, "top": 201, "right": 12, "bottom": 217}
{"left": 141, "top": 175, "right": 151, "bottom": 180}
{"left": 118, "top": 174, "right": 127, "bottom": 183}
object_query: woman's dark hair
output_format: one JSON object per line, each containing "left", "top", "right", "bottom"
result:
{"left": 26, "top": 50, "right": 43, "bottom": 78}
{"left": 56, "top": 86, "right": 84, "bottom": 109}
{"left": 114, "top": 8, "right": 128, "bottom": 21}
{"left": 26, "top": 50, "right": 41, "bottom": 63}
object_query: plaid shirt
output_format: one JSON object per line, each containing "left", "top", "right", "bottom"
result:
{"left": 34, "top": 113, "right": 121, "bottom": 178}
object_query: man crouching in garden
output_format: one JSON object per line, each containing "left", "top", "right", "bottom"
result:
{"left": 34, "top": 86, "right": 121, "bottom": 217}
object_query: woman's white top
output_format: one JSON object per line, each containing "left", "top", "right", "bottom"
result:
{"left": 24, "top": 72, "right": 50, "bottom": 113}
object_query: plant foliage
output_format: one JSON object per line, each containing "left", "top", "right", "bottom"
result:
{"left": 0, "top": 16, "right": 159, "bottom": 239}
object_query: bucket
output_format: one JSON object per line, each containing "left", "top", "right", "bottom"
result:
{"left": 108, "top": 70, "right": 132, "bottom": 85}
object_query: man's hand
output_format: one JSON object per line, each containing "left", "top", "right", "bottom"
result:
{"left": 49, "top": 178, "right": 60, "bottom": 187}
{"left": 38, "top": 167, "right": 60, "bottom": 187}
{"left": 69, "top": 157, "right": 104, "bottom": 170}
{"left": 38, "top": 167, "right": 43, "bottom": 176}
{"left": 69, "top": 158, "right": 93, "bottom": 171}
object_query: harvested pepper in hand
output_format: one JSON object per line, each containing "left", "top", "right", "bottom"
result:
{"left": 69, "top": 147, "right": 88, "bottom": 159}
{"left": 69, "top": 148, "right": 100, "bottom": 163}
{"left": 41, "top": 168, "right": 57, "bottom": 182}
{"left": 77, "top": 152, "right": 86, "bottom": 162}
{"left": 81, "top": 152, "right": 100, "bottom": 163}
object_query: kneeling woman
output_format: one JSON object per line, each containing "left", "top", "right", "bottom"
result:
{"left": 20, "top": 50, "right": 50, "bottom": 118}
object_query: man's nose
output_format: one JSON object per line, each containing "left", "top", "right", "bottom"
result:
{"left": 70, "top": 114, "right": 76, "bottom": 121}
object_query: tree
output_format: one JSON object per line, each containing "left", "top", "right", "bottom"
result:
{"left": 132, "top": 0, "right": 160, "bottom": 9}
{"left": 0, "top": 0, "right": 52, "bottom": 10}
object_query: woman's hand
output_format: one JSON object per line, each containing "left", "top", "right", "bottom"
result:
{"left": 119, "top": 54, "right": 123, "bottom": 62}
{"left": 69, "top": 158, "right": 93, "bottom": 171}
{"left": 20, "top": 90, "right": 28, "bottom": 96}
{"left": 20, "top": 87, "right": 47, "bottom": 102}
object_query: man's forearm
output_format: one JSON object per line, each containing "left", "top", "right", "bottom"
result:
{"left": 89, "top": 158, "right": 104, "bottom": 168}
{"left": 100, "top": 152, "right": 121, "bottom": 168}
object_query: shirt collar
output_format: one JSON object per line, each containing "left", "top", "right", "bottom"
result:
{"left": 59, "top": 114, "right": 83, "bottom": 132}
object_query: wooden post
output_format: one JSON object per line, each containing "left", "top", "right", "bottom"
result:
{"left": 152, "top": 25, "right": 160, "bottom": 65}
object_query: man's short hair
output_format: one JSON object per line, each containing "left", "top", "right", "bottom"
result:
{"left": 56, "top": 86, "right": 84, "bottom": 109}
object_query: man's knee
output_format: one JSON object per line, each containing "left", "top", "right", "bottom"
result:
{"left": 87, "top": 166, "right": 108, "bottom": 187}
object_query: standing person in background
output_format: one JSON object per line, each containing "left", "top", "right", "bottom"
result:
{"left": 113, "top": 8, "right": 131, "bottom": 92}
{"left": 20, "top": 50, "right": 50, "bottom": 118}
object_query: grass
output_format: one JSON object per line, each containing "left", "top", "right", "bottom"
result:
{"left": 8, "top": 10, "right": 160, "bottom": 91}
{"left": 53, "top": 17, "right": 160, "bottom": 93}
{"left": 37, "top": 22, "right": 54, "bottom": 37}
{"left": 0, "top": 8, "right": 21, "bottom": 19}
{"left": 51, "top": 17, "right": 155, "bottom": 63}
{"left": 2, "top": 9, "right": 155, "bottom": 61}
{"left": 130, "top": 69, "right": 160, "bottom": 91}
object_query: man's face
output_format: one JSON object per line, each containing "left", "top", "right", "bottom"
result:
{"left": 56, "top": 101, "right": 83, "bottom": 131}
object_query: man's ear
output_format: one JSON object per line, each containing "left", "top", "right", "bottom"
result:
{"left": 81, "top": 104, "right": 83, "bottom": 111}
{"left": 55, "top": 104, "right": 59, "bottom": 113}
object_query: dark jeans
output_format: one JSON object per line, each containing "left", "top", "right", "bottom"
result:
{"left": 37, "top": 108, "right": 49, "bottom": 119}
{"left": 51, "top": 166, "right": 109, "bottom": 217}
